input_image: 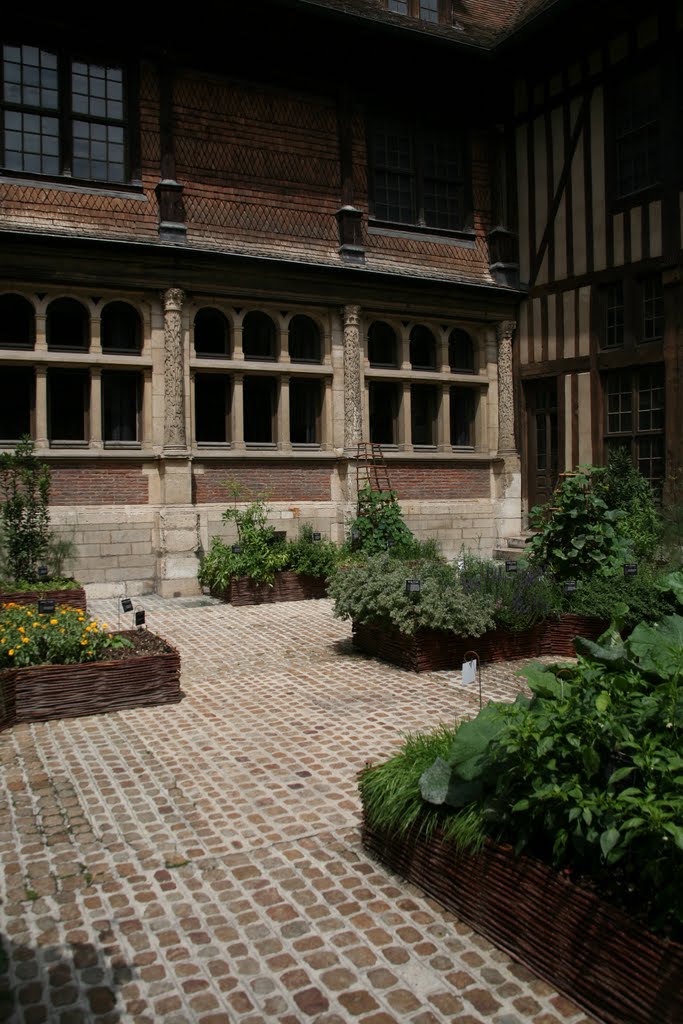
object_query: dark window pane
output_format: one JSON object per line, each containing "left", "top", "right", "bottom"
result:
{"left": 244, "top": 376, "right": 275, "bottom": 442}
{"left": 369, "top": 381, "right": 399, "bottom": 445}
{"left": 410, "top": 325, "right": 436, "bottom": 369}
{"left": 615, "top": 68, "right": 660, "bottom": 197}
{"left": 243, "top": 312, "right": 276, "bottom": 360}
{"left": 0, "top": 366, "right": 33, "bottom": 439}
{"left": 47, "top": 298, "right": 89, "bottom": 349}
{"left": 642, "top": 276, "right": 664, "bottom": 342}
{"left": 0, "top": 293, "right": 35, "bottom": 347}
{"left": 448, "top": 328, "right": 474, "bottom": 372}
{"left": 102, "top": 371, "right": 139, "bottom": 442}
{"left": 411, "top": 383, "right": 437, "bottom": 445}
{"left": 101, "top": 301, "right": 141, "bottom": 351}
{"left": 290, "top": 378, "right": 321, "bottom": 444}
{"left": 48, "top": 369, "right": 87, "bottom": 441}
{"left": 450, "top": 387, "right": 475, "bottom": 447}
{"left": 288, "top": 315, "right": 321, "bottom": 363}
{"left": 420, "top": 0, "right": 439, "bottom": 22}
{"left": 605, "top": 282, "right": 624, "bottom": 348}
{"left": 368, "top": 321, "right": 398, "bottom": 367}
{"left": 194, "top": 308, "right": 230, "bottom": 355}
{"left": 195, "top": 374, "right": 230, "bottom": 443}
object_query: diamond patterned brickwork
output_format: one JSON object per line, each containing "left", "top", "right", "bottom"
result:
{"left": 176, "top": 74, "right": 341, "bottom": 256}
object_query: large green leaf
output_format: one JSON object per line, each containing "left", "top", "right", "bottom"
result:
{"left": 657, "top": 570, "right": 683, "bottom": 607}
{"left": 627, "top": 614, "right": 683, "bottom": 679}
{"left": 445, "top": 704, "right": 507, "bottom": 781}
{"left": 418, "top": 757, "right": 451, "bottom": 805}
{"left": 521, "top": 663, "right": 572, "bottom": 700}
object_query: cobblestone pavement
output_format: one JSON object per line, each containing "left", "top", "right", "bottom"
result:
{"left": 0, "top": 596, "right": 596, "bottom": 1024}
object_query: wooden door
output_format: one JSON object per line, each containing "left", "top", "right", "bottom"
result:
{"left": 525, "top": 379, "right": 559, "bottom": 509}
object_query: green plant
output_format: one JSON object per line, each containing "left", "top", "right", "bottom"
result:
{"left": 527, "top": 467, "right": 629, "bottom": 580}
{"left": 328, "top": 553, "right": 496, "bottom": 637}
{"left": 0, "top": 602, "right": 131, "bottom": 669}
{"left": 556, "top": 560, "right": 677, "bottom": 628}
{"left": 0, "top": 437, "right": 51, "bottom": 583}
{"left": 348, "top": 485, "right": 414, "bottom": 555}
{"left": 593, "top": 448, "right": 662, "bottom": 560}
{"left": 407, "top": 601, "right": 683, "bottom": 938}
{"left": 286, "top": 525, "right": 341, "bottom": 579}
{"left": 199, "top": 483, "right": 289, "bottom": 588}
{"left": 458, "top": 554, "right": 558, "bottom": 633}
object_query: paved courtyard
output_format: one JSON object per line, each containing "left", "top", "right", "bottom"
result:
{"left": 0, "top": 595, "right": 596, "bottom": 1024}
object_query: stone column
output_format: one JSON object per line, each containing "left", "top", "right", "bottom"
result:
{"left": 399, "top": 381, "right": 412, "bottom": 450}
{"left": 162, "top": 287, "right": 187, "bottom": 452}
{"left": 90, "top": 367, "right": 103, "bottom": 448}
{"left": 438, "top": 383, "right": 451, "bottom": 451}
{"left": 323, "top": 377, "right": 333, "bottom": 450}
{"left": 35, "top": 365, "right": 48, "bottom": 448}
{"left": 342, "top": 304, "right": 362, "bottom": 451}
{"left": 496, "top": 319, "right": 517, "bottom": 454}
{"left": 278, "top": 377, "right": 291, "bottom": 451}
{"left": 232, "top": 373, "right": 245, "bottom": 448}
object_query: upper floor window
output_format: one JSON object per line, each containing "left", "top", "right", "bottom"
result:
{"left": 600, "top": 275, "right": 664, "bottom": 350}
{"left": 370, "top": 115, "right": 468, "bottom": 233}
{"left": 367, "top": 321, "right": 398, "bottom": 368}
{"left": 385, "top": 0, "right": 444, "bottom": 22}
{"left": 448, "top": 328, "right": 475, "bottom": 372}
{"left": 409, "top": 325, "right": 436, "bottom": 370}
{"left": 243, "top": 311, "right": 276, "bottom": 360}
{"left": 612, "top": 67, "right": 660, "bottom": 200}
{"left": 1, "top": 43, "right": 127, "bottom": 183}
{"left": 47, "top": 297, "right": 89, "bottom": 350}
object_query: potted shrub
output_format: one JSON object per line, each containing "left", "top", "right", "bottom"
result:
{"left": 0, "top": 602, "right": 181, "bottom": 727}
{"left": 359, "top": 594, "right": 683, "bottom": 1024}
{"left": 0, "top": 438, "right": 85, "bottom": 611}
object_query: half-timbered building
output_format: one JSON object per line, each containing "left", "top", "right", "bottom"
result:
{"left": 0, "top": 1, "right": 680, "bottom": 594}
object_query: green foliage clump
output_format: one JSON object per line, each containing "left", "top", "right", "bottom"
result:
{"left": 349, "top": 485, "right": 414, "bottom": 555}
{"left": 328, "top": 553, "right": 496, "bottom": 637}
{"left": 0, "top": 438, "right": 51, "bottom": 583}
{"left": 286, "top": 525, "right": 341, "bottom": 579}
{"left": 458, "top": 554, "right": 559, "bottom": 633}
{"left": 555, "top": 560, "right": 676, "bottom": 629}
{"left": 362, "top": 579, "right": 683, "bottom": 938}
{"left": 0, "top": 602, "right": 131, "bottom": 669}
{"left": 593, "top": 448, "right": 662, "bottom": 560}
{"left": 527, "top": 468, "right": 629, "bottom": 580}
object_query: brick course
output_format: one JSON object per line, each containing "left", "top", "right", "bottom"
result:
{"left": 193, "top": 463, "right": 332, "bottom": 503}
{"left": 50, "top": 463, "right": 149, "bottom": 505}
{"left": 389, "top": 463, "right": 489, "bottom": 500}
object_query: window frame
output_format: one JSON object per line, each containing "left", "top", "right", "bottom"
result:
{"left": 1, "top": 40, "right": 139, "bottom": 188}
{"left": 607, "top": 63, "right": 663, "bottom": 208}
{"left": 368, "top": 112, "right": 472, "bottom": 238}
{"left": 597, "top": 273, "right": 664, "bottom": 353}
{"left": 603, "top": 365, "right": 665, "bottom": 492}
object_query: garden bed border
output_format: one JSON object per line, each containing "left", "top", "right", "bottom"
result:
{"left": 361, "top": 816, "right": 683, "bottom": 1024}
{"left": 211, "top": 570, "right": 328, "bottom": 606}
{"left": 0, "top": 586, "right": 87, "bottom": 612}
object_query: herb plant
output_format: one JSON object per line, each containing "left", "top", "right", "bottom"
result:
{"left": 0, "top": 602, "right": 131, "bottom": 669}
{"left": 348, "top": 485, "right": 414, "bottom": 555}
{"left": 0, "top": 438, "right": 51, "bottom": 583}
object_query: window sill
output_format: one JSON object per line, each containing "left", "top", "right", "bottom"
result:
{"left": 368, "top": 220, "right": 476, "bottom": 247}
{"left": 0, "top": 172, "right": 146, "bottom": 200}
{"left": 103, "top": 441, "right": 141, "bottom": 449}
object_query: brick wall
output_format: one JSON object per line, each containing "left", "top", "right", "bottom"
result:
{"left": 389, "top": 463, "right": 490, "bottom": 500}
{"left": 193, "top": 462, "right": 332, "bottom": 503}
{"left": 50, "top": 463, "right": 149, "bottom": 505}
{"left": 175, "top": 74, "right": 340, "bottom": 259}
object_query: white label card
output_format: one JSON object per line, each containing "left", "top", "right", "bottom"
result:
{"left": 462, "top": 659, "right": 477, "bottom": 684}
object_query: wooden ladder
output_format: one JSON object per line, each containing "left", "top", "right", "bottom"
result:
{"left": 355, "top": 442, "right": 392, "bottom": 497}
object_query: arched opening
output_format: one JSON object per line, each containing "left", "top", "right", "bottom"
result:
{"left": 101, "top": 301, "right": 142, "bottom": 351}
{"left": 449, "top": 328, "right": 475, "bottom": 372}
{"left": 368, "top": 321, "right": 398, "bottom": 367}
{"left": 288, "top": 315, "right": 321, "bottom": 363}
{"left": 47, "top": 298, "right": 89, "bottom": 350}
{"left": 194, "top": 308, "right": 230, "bottom": 356}
{"left": 243, "top": 311, "right": 276, "bottom": 360}
{"left": 409, "top": 325, "right": 436, "bottom": 370}
{"left": 0, "top": 294, "right": 35, "bottom": 348}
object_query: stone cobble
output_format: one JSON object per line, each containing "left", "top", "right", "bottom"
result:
{"left": 0, "top": 596, "right": 595, "bottom": 1024}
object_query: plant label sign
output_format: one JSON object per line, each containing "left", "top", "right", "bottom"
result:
{"left": 462, "top": 658, "right": 477, "bottom": 684}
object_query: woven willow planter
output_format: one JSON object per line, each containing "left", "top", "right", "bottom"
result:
{"left": 352, "top": 614, "right": 607, "bottom": 672}
{"left": 212, "top": 571, "right": 328, "bottom": 606}
{"left": 0, "top": 585, "right": 87, "bottom": 612}
{"left": 0, "top": 631, "right": 181, "bottom": 729}
{"left": 361, "top": 816, "right": 683, "bottom": 1024}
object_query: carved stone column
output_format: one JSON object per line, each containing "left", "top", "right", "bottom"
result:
{"left": 162, "top": 287, "right": 187, "bottom": 452}
{"left": 342, "top": 304, "right": 362, "bottom": 451}
{"left": 496, "top": 319, "right": 517, "bottom": 454}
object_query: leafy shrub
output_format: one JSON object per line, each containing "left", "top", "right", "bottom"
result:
{"left": 0, "top": 602, "right": 131, "bottom": 669}
{"left": 556, "top": 561, "right": 677, "bottom": 629}
{"left": 458, "top": 555, "right": 558, "bottom": 633}
{"left": 286, "top": 525, "right": 341, "bottom": 579}
{"left": 348, "top": 485, "right": 414, "bottom": 555}
{"left": 0, "top": 438, "right": 51, "bottom": 583}
{"left": 527, "top": 467, "right": 629, "bottom": 580}
{"left": 361, "top": 587, "right": 683, "bottom": 939}
{"left": 592, "top": 448, "right": 662, "bottom": 560}
{"left": 328, "top": 553, "right": 496, "bottom": 637}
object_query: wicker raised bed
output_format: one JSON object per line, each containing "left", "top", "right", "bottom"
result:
{"left": 0, "top": 584, "right": 87, "bottom": 612}
{"left": 362, "top": 816, "right": 683, "bottom": 1024}
{"left": 0, "top": 630, "right": 181, "bottom": 729}
{"left": 352, "top": 614, "right": 607, "bottom": 671}
{"left": 212, "top": 570, "right": 328, "bottom": 606}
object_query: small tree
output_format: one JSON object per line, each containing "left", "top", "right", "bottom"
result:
{"left": 0, "top": 437, "right": 51, "bottom": 583}
{"left": 349, "top": 485, "right": 414, "bottom": 555}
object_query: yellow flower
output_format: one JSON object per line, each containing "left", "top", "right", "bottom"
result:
{"left": 33, "top": 622, "right": 40, "bottom": 627}
{"left": 80, "top": 639, "right": 88, "bottom": 646}
{"left": 50, "top": 618, "right": 58, "bottom": 625}
{"left": 8, "top": 649, "right": 14, "bottom": 656}
{"left": 101, "top": 624, "right": 108, "bottom": 630}
{"left": 21, "top": 637, "right": 29, "bottom": 644}
{"left": 18, "top": 627, "right": 24, "bottom": 634}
